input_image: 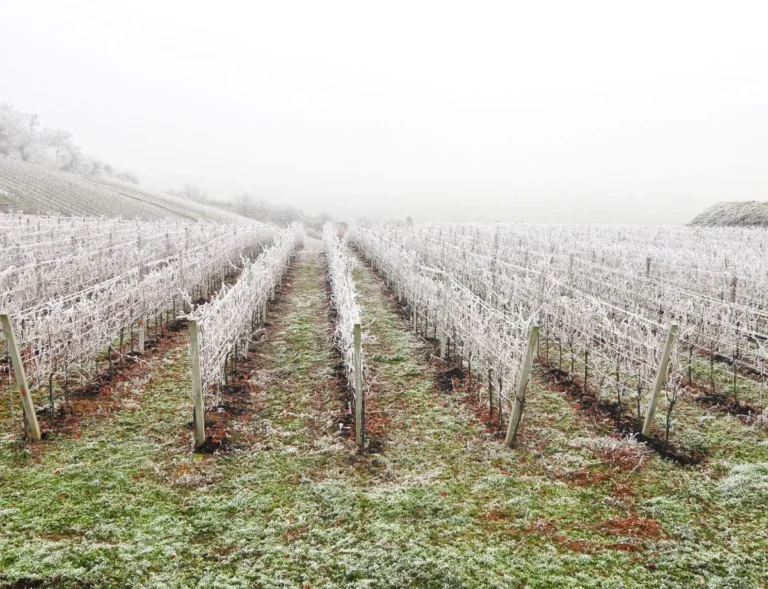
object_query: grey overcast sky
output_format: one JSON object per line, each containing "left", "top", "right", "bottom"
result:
{"left": 2, "top": 0, "right": 767, "bottom": 223}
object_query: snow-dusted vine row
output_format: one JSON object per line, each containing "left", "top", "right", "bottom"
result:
{"left": 0, "top": 213, "right": 274, "bottom": 313}
{"left": 323, "top": 225, "right": 364, "bottom": 391}
{"left": 348, "top": 225, "right": 536, "bottom": 440}
{"left": 2, "top": 220, "right": 276, "bottom": 388}
{"left": 376, "top": 228, "right": 675, "bottom": 387}
{"left": 430, "top": 223, "right": 768, "bottom": 308}
{"left": 323, "top": 224, "right": 366, "bottom": 444}
{"left": 348, "top": 224, "right": 683, "bottom": 436}
{"left": 383, "top": 224, "right": 768, "bottom": 392}
{"left": 190, "top": 224, "right": 304, "bottom": 408}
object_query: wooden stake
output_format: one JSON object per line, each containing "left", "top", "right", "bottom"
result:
{"left": 0, "top": 314, "right": 42, "bottom": 441}
{"left": 468, "top": 356, "right": 472, "bottom": 396}
{"left": 138, "top": 302, "right": 146, "bottom": 354}
{"left": 642, "top": 324, "right": 679, "bottom": 437}
{"left": 488, "top": 369, "right": 494, "bottom": 420}
{"left": 353, "top": 323, "right": 364, "bottom": 449}
{"left": 189, "top": 320, "right": 206, "bottom": 448}
{"left": 505, "top": 324, "right": 539, "bottom": 447}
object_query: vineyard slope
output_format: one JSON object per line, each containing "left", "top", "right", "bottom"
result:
{"left": 0, "top": 157, "right": 248, "bottom": 222}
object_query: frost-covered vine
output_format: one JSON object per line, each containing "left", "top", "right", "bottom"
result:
{"left": 1, "top": 214, "right": 277, "bottom": 390}
{"left": 347, "top": 224, "right": 694, "bottom": 436}
{"left": 0, "top": 213, "right": 271, "bottom": 313}
{"left": 347, "top": 226, "right": 533, "bottom": 415}
{"left": 191, "top": 224, "right": 304, "bottom": 406}
{"left": 323, "top": 224, "right": 364, "bottom": 401}
{"left": 384, "top": 224, "right": 768, "bottom": 401}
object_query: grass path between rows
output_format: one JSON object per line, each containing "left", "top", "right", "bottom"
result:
{"left": 1, "top": 249, "right": 767, "bottom": 588}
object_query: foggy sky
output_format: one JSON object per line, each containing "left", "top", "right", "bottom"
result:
{"left": 2, "top": 0, "right": 767, "bottom": 224}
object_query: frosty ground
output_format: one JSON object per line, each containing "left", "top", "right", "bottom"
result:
{"left": 1, "top": 250, "right": 767, "bottom": 588}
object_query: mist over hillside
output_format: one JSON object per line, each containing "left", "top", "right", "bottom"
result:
{"left": 0, "top": 104, "right": 316, "bottom": 224}
{"left": 0, "top": 103, "right": 138, "bottom": 184}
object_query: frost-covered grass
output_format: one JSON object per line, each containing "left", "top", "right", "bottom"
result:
{"left": 1, "top": 252, "right": 767, "bottom": 588}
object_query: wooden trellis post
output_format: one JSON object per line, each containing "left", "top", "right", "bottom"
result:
{"left": 138, "top": 318, "right": 145, "bottom": 353}
{"left": 439, "top": 273, "right": 448, "bottom": 358}
{"left": 642, "top": 323, "right": 679, "bottom": 437}
{"left": 0, "top": 314, "right": 42, "bottom": 441}
{"left": 505, "top": 324, "right": 539, "bottom": 447}
{"left": 189, "top": 320, "right": 206, "bottom": 448}
{"left": 353, "top": 323, "right": 364, "bottom": 449}
{"left": 137, "top": 301, "right": 146, "bottom": 354}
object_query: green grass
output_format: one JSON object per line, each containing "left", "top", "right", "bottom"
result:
{"left": 0, "top": 252, "right": 767, "bottom": 588}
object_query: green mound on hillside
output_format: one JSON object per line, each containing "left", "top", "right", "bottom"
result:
{"left": 690, "top": 201, "right": 768, "bottom": 226}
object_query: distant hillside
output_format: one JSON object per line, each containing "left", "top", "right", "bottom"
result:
{"left": 0, "top": 157, "right": 250, "bottom": 222}
{"left": 213, "top": 193, "right": 330, "bottom": 229}
{"left": 689, "top": 201, "right": 768, "bottom": 227}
